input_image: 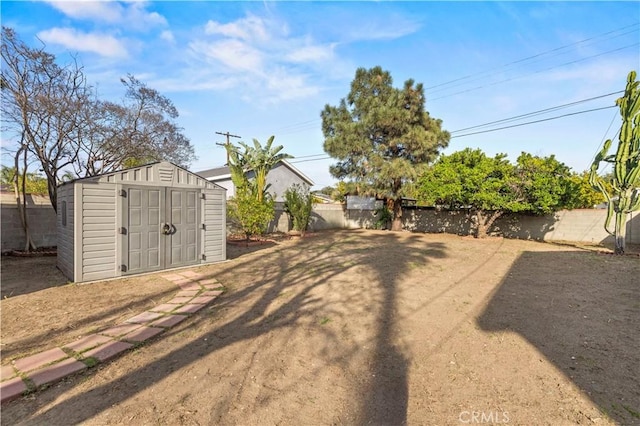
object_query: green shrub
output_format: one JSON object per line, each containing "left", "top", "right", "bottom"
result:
{"left": 228, "top": 186, "right": 275, "bottom": 240}
{"left": 284, "top": 184, "right": 315, "bottom": 235}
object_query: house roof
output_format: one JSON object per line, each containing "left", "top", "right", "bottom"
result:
{"left": 196, "top": 159, "right": 315, "bottom": 186}
{"left": 197, "top": 165, "right": 230, "bottom": 180}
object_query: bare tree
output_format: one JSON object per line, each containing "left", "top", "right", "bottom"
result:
{"left": 73, "top": 75, "right": 196, "bottom": 176}
{"left": 2, "top": 28, "right": 196, "bottom": 210}
{"left": 1, "top": 26, "right": 91, "bottom": 211}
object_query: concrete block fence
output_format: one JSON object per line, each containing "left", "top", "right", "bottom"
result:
{"left": 3, "top": 198, "right": 638, "bottom": 252}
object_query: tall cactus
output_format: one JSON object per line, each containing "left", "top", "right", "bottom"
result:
{"left": 589, "top": 70, "right": 640, "bottom": 254}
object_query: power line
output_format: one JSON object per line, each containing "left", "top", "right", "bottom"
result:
{"left": 451, "top": 105, "right": 616, "bottom": 138}
{"left": 429, "top": 42, "right": 639, "bottom": 101}
{"left": 450, "top": 91, "right": 622, "bottom": 134}
{"left": 424, "top": 23, "right": 639, "bottom": 92}
{"left": 288, "top": 102, "right": 620, "bottom": 163}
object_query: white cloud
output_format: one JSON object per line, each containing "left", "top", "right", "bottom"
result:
{"left": 181, "top": 13, "right": 337, "bottom": 103}
{"left": 43, "top": 0, "right": 167, "bottom": 29}
{"left": 160, "top": 30, "right": 175, "bottom": 44}
{"left": 340, "top": 15, "right": 421, "bottom": 42}
{"left": 189, "top": 39, "right": 263, "bottom": 71}
{"left": 204, "top": 14, "right": 271, "bottom": 43}
{"left": 37, "top": 27, "right": 128, "bottom": 58}
{"left": 286, "top": 44, "right": 335, "bottom": 64}
{"left": 43, "top": 0, "right": 123, "bottom": 23}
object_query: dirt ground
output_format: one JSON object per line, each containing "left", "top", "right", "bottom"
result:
{"left": 1, "top": 230, "right": 638, "bottom": 425}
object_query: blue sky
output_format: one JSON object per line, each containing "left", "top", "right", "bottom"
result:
{"left": 1, "top": 1, "right": 639, "bottom": 188}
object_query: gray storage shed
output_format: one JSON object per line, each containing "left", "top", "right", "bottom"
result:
{"left": 57, "top": 162, "right": 226, "bottom": 283}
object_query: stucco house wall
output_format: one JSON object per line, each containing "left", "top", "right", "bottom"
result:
{"left": 197, "top": 160, "right": 314, "bottom": 202}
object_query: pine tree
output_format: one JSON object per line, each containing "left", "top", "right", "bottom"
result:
{"left": 321, "top": 66, "right": 450, "bottom": 231}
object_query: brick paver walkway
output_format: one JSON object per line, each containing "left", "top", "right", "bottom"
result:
{"left": 0, "top": 270, "right": 224, "bottom": 404}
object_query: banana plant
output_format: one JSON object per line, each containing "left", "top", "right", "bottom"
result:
{"left": 239, "top": 136, "right": 292, "bottom": 202}
{"left": 589, "top": 71, "right": 640, "bottom": 254}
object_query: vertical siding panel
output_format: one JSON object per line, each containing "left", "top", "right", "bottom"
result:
{"left": 81, "top": 183, "right": 117, "bottom": 281}
{"left": 56, "top": 184, "right": 75, "bottom": 281}
{"left": 202, "top": 188, "right": 226, "bottom": 262}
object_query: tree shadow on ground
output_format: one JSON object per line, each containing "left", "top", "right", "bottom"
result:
{"left": 6, "top": 229, "right": 447, "bottom": 425}
{"left": 477, "top": 251, "right": 640, "bottom": 424}
{"left": 0, "top": 256, "right": 68, "bottom": 298}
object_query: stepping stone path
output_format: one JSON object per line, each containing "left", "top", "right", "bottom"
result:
{"left": 0, "top": 271, "right": 224, "bottom": 404}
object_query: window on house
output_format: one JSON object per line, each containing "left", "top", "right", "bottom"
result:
{"left": 62, "top": 201, "right": 67, "bottom": 226}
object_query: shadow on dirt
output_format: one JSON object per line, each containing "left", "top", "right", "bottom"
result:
{"left": 477, "top": 251, "right": 640, "bottom": 424}
{"left": 8, "top": 229, "right": 447, "bottom": 425}
{"left": 0, "top": 256, "right": 68, "bottom": 299}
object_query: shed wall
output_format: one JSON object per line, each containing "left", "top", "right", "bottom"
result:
{"left": 56, "top": 184, "right": 75, "bottom": 280}
{"left": 203, "top": 188, "right": 226, "bottom": 262}
{"left": 57, "top": 162, "right": 225, "bottom": 283}
{"left": 80, "top": 183, "right": 117, "bottom": 282}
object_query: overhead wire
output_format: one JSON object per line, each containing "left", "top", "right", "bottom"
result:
{"left": 288, "top": 100, "right": 620, "bottom": 163}
{"left": 450, "top": 91, "right": 622, "bottom": 134}
{"left": 424, "top": 23, "right": 639, "bottom": 92}
{"left": 275, "top": 23, "right": 638, "bottom": 136}
{"left": 429, "top": 43, "right": 639, "bottom": 101}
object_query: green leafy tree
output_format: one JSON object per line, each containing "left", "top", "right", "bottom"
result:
{"left": 0, "top": 166, "right": 48, "bottom": 194}
{"left": 227, "top": 186, "right": 275, "bottom": 240}
{"left": 224, "top": 136, "right": 291, "bottom": 239}
{"left": 515, "top": 152, "right": 575, "bottom": 214}
{"left": 322, "top": 66, "right": 450, "bottom": 231}
{"left": 564, "top": 171, "right": 608, "bottom": 209}
{"left": 419, "top": 148, "right": 523, "bottom": 238}
{"left": 284, "top": 184, "right": 316, "bottom": 235}
{"left": 419, "top": 149, "right": 576, "bottom": 238}
{"left": 590, "top": 71, "right": 640, "bottom": 254}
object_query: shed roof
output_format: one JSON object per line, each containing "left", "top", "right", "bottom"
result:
{"left": 58, "top": 161, "right": 225, "bottom": 190}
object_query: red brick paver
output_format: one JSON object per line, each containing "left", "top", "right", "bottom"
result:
{"left": 190, "top": 296, "right": 218, "bottom": 305}
{"left": 2, "top": 268, "right": 224, "bottom": 404}
{"left": 0, "top": 377, "right": 27, "bottom": 403}
{"left": 174, "top": 304, "right": 206, "bottom": 314}
{"left": 100, "top": 323, "right": 141, "bottom": 338}
{"left": 84, "top": 341, "right": 134, "bottom": 363}
{"left": 29, "top": 358, "right": 87, "bottom": 387}
{"left": 178, "top": 282, "right": 202, "bottom": 291}
{"left": 150, "top": 303, "right": 180, "bottom": 313}
{"left": 150, "top": 314, "right": 188, "bottom": 328}
{"left": 13, "top": 348, "right": 68, "bottom": 373}
{"left": 126, "top": 311, "right": 165, "bottom": 324}
{"left": 175, "top": 290, "right": 199, "bottom": 298}
{"left": 63, "top": 334, "right": 113, "bottom": 353}
{"left": 121, "top": 326, "right": 164, "bottom": 343}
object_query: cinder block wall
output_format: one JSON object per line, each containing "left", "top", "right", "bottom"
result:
{"left": 1, "top": 205, "right": 57, "bottom": 251}
{"left": 403, "top": 208, "right": 639, "bottom": 244}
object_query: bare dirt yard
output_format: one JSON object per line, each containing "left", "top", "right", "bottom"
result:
{"left": 1, "top": 229, "right": 638, "bottom": 425}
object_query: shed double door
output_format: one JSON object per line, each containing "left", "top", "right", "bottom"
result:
{"left": 124, "top": 186, "right": 200, "bottom": 274}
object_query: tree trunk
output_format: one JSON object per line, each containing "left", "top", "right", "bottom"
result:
{"left": 14, "top": 146, "right": 36, "bottom": 251}
{"left": 391, "top": 198, "right": 403, "bottom": 231}
{"left": 614, "top": 210, "right": 626, "bottom": 255}
{"left": 474, "top": 210, "right": 503, "bottom": 239}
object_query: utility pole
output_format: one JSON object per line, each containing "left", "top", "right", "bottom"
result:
{"left": 215, "top": 131, "right": 241, "bottom": 165}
